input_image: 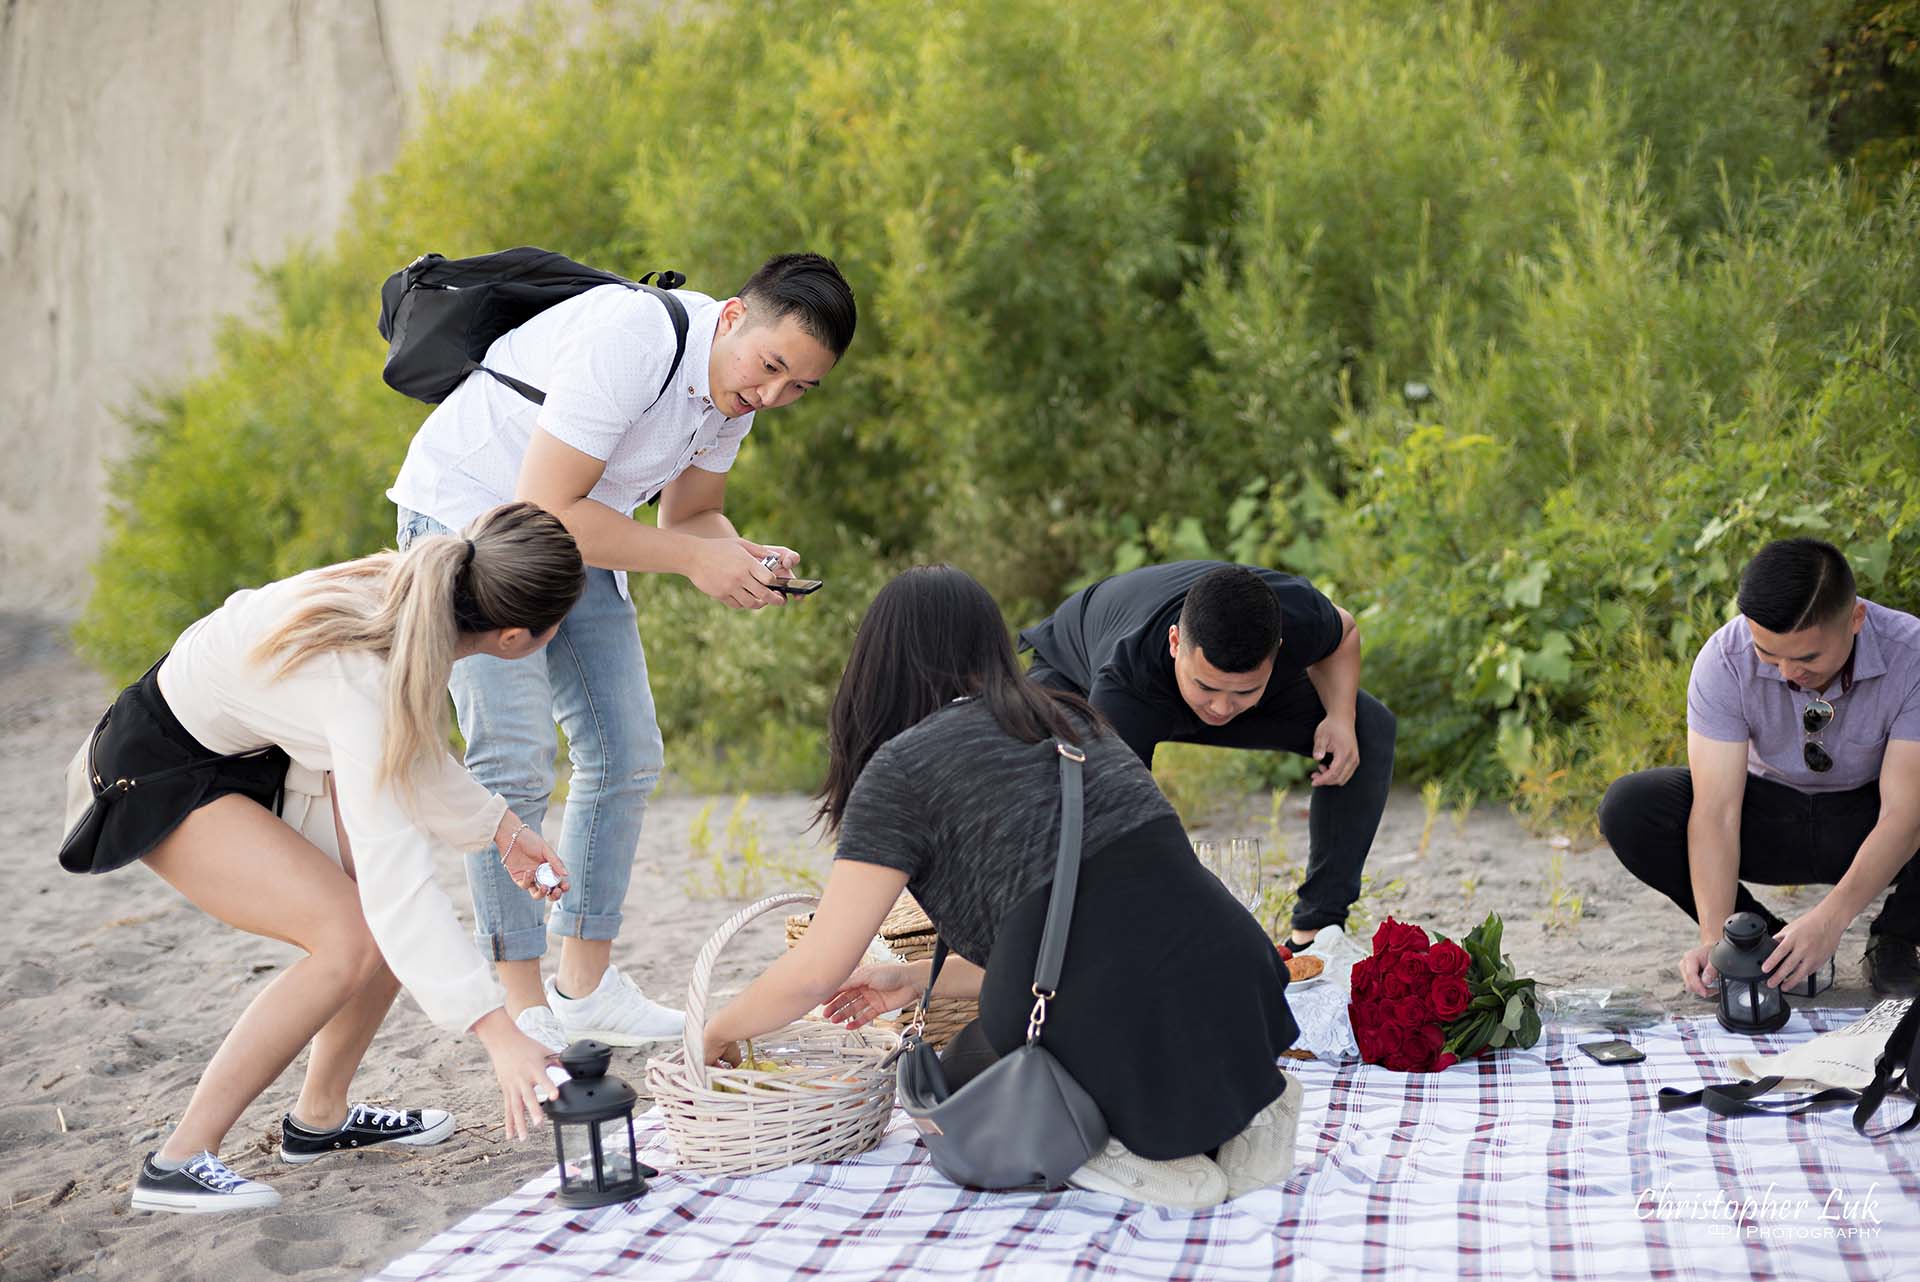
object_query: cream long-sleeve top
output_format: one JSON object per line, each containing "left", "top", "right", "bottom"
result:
{"left": 158, "top": 571, "right": 509, "bottom": 1034}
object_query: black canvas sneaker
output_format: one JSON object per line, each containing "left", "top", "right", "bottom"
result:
{"left": 131, "top": 1151, "right": 281, "bottom": 1213}
{"left": 1865, "top": 933, "right": 1920, "bottom": 997}
{"left": 278, "top": 1102, "right": 456, "bottom": 1164}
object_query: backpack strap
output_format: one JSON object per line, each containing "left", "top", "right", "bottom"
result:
{"left": 1854, "top": 998, "right": 1920, "bottom": 1138}
{"left": 1657, "top": 1000, "right": 1920, "bottom": 1137}
{"left": 633, "top": 280, "right": 692, "bottom": 407}
{"left": 474, "top": 279, "right": 691, "bottom": 411}
{"left": 1657, "top": 1076, "right": 1862, "bottom": 1120}
{"left": 472, "top": 364, "right": 547, "bottom": 404}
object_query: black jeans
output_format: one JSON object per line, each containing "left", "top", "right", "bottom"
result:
{"left": 1598, "top": 766, "right": 1920, "bottom": 942}
{"left": 1028, "top": 659, "right": 1396, "bottom": 933}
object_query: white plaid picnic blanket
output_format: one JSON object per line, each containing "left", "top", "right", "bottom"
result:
{"left": 369, "top": 1011, "right": 1919, "bottom": 1282}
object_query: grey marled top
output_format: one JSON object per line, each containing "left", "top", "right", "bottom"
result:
{"left": 833, "top": 698, "right": 1178, "bottom": 962}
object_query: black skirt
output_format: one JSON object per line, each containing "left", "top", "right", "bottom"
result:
{"left": 63, "top": 659, "right": 289, "bottom": 875}
{"left": 959, "top": 815, "right": 1298, "bottom": 1161}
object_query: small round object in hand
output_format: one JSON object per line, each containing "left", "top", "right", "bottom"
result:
{"left": 535, "top": 863, "right": 561, "bottom": 890}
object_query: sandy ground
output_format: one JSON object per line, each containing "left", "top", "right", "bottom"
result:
{"left": 0, "top": 616, "right": 1891, "bottom": 1282}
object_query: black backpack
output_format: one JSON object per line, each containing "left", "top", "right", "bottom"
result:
{"left": 376, "top": 247, "right": 691, "bottom": 407}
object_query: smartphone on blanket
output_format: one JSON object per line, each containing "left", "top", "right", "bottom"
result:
{"left": 1577, "top": 1038, "right": 1645, "bottom": 1066}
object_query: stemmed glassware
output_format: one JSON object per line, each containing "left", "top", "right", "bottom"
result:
{"left": 1193, "top": 836, "right": 1264, "bottom": 914}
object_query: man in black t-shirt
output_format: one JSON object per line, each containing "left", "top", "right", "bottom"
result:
{"left": 1019, "top": 561, "right": 1397, "bottom": 947}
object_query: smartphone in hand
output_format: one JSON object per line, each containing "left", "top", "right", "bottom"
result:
{"left": 771, "top": 578, "right": 824, "bottom": 597}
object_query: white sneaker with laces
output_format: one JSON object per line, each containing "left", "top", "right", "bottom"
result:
{"left": 1217, "top": 1071, "right": 1303, "bottom": 1198}
{"left": 515, "top": 1003, "right": 570, "bottom": 1052}
{"left": 1067, "top": 1137, "right": 1229, "bottom": 1210}
{"left": 547, "top": 966, "right": 685, "bottom": 1047}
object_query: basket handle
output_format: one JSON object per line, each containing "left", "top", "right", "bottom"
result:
{"left": 681, "top": 891, "right": 819, "bottom": 1089}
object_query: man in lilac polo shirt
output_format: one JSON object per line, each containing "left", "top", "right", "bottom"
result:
{"left": 1599, "top": 537, "right": 1920, "bottom": 998}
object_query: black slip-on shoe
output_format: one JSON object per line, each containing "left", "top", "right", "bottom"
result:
{"left": 279, "top": 1103, "right": 456, "bottom": 1165}
{"left": 1864, "top": 933, "right": 1920, "bottom": 998}
{"left": 131, "top": 1151, "right": 281, "bottom": 1214}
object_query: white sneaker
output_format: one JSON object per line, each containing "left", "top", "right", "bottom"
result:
{"left": 515, "top": 1004, "right": 570, "bottom": 1052}
{"left": 547, "top": 966, "right": 685, "bottom": 1048}
{"left": 1217, "top": 1072, "right": 1303, "bottom": 1198}
{"left": 1067, "top": 1137, "right": 1229, "bottom": 1210}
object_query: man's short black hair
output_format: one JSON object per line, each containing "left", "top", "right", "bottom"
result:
{"left": 1737, "top": 537, "right": 1856, "bottom": 633}
{"left": 1178, "top": 567, "right": 1282, "bottom": 673}
{"left": 738, "top": 252, "right": 857, "bottom": 358}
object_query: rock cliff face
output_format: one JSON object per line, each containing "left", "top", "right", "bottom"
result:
{"left": 0, "top": 0, "right": 567, "bottom": 614}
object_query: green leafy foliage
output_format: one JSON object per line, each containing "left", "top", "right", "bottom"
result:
{"left": 79, "top": 0, "right": 1920, "bottom": 808}
{"left": 1441, "top": 913, "right": 1543, "bottom": 1057}
{"left": 1816, "top": 0, "right": 1920, "bottom": 192}
{"left": 682, "top": 793, "right": 825, "bottom": 898}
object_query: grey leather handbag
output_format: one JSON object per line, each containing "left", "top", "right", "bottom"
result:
{"left": 895, "top": 739, "right": 1110, "bottom": 1189}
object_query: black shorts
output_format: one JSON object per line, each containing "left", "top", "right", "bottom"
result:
{"left": 64, "top": 659, "right": 288, "bottom": 874}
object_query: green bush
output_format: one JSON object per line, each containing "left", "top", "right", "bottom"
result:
{"left": 80, "top": 0, "right": 1920, "bottom": 816}
{"left": 1815, "top": 0, "right": 1920, "bottom": 193}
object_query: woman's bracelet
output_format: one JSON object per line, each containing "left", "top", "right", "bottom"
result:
{"left": 501, "top": 821, "right": 530, "bottom": 864}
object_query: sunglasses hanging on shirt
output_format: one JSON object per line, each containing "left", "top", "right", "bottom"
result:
{"left": 1790, "top": 642, "right": 1857, "bottom": 775}
{"left": 1802, "top": 697, "right": 1836, "bottom": 773}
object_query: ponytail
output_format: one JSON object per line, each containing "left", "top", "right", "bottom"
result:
{"left": 251, "top": 502, "right": 584, "bottom": 794}
{"left": 379, "top": 534, "right": 470, "bottom": 790}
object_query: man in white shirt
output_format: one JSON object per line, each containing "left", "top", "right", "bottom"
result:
{"left": 389, "top": 252, "right": 855, "bottom": 1048}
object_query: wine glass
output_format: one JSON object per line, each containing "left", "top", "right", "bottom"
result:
{"left": 1194, "top": 837, "right": 1264, "bottom": 913}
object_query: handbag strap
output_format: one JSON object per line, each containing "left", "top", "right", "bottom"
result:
{"left": 912, "top": 739, "right": 1086, "bottom": 1046}
{"left": 1032, "top": 741, "right": 1087, "bottom": 998}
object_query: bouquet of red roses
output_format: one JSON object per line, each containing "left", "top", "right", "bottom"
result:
{"left": 1348, "top": 913, "right": 1540, "bottom": 1072}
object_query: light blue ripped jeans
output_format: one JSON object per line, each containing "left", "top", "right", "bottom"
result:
{"left": 398, "top": 508, "right": 664, "bottom": 961}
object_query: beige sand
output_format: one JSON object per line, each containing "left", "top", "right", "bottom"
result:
{"left": 0, "top": 618, "right": 1888, "bottom": 1281}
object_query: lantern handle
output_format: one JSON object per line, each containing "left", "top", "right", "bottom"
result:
{"left": 680, "top": 891, "right": 819, "bottom": 1090}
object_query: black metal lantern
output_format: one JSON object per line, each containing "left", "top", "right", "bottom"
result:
{"left": 1711, "top": 912, "right": 1790, "bottom": 1035}
{"left": 544, "top": 1040, "right": 655, "bottom": 1208}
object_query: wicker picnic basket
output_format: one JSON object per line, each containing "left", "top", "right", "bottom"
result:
{"left": 785, "top": 893, "right": 979, "bottom": 1050}
{"left": 646, "top": 893, "right": 899, "bottom": 1175}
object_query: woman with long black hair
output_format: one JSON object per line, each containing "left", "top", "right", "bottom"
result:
{"left": 701, "top": 565, "right": 1302, "bottom": 1208}
{"left": 63, "top": 502, "right": 583, "bottom": 1213}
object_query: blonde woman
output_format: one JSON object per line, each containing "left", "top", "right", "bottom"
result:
{"left": 62, "top": 502, "right": 583, "bottom": 1214}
